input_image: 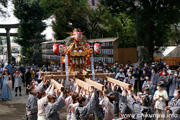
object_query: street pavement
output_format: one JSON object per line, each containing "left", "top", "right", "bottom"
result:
{"left": 0, "top": 85, "right": 67, "bottom": 120}
{"left": 0, "top": 86, "right": 28, "bottom": 120}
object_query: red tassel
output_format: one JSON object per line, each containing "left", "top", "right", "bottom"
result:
{"left": 119, "top": 112, "right": 122, "bottom": 117}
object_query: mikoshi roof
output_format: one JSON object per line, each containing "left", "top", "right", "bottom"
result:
{"left": 166, "top": 45, "right": 180, "bottom": 58}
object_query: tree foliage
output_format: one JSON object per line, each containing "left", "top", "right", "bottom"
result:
{"left": 97, "top": 5, "right": 136, "bottom": 47}
{"left": 13, "top": 0, "right": 46, "bottom": 63}
{"left": 169, "top": 24, "right": 180, "bottom": 45}
{"left": 100, "top": 0, "right": 180, "bottom": 58}
{"left": 41, "top": 0, "right": 90, "bottom": 40}
{"left": 41, "top": 0, "right": 136, "bottom": 47}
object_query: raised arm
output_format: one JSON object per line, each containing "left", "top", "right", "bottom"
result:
{"left": 80, "top": 89, "right": 98, "bottom": 117}
{"left": 126, "top": 95, "right": 141, "bottom": 114}
{"left": 45, "top": 96, "right": 65, "bottom": 117}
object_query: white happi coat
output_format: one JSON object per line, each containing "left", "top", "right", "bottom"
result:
{"left": 99, "top": 97, "right": 114, "bottom": 120}
{"left": 14, "top": 73, "right": 22, "bottom": 88}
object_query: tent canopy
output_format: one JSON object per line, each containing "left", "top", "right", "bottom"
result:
{"left": 166, "top": 46, "right": 180, "bottom": 58}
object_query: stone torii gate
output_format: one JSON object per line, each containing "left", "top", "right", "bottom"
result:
{"left": 0, "top": 24, "right": 19, "bottom": 63}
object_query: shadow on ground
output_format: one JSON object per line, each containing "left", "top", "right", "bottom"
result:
{"left": 0, "top": 102, "right": 67, "bottom": 120}
{"left": 0, "top": 85, "right": 67, "bottom": 120}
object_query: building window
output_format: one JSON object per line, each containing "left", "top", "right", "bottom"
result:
{"left": 92, "top": 0, "right": 95, "bottom": 6}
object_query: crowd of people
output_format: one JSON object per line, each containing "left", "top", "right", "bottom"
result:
{"left": 1, "top": 60, "right": 180, "bottom": 120}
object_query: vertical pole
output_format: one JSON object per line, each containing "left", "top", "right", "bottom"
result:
{"left": 65, "top": 53, "right": 69, "bottom": 88}
{"left": 5, "top": 28, "right": 11, "bottom": 63}
{"left": 60, "top": 55, "right": 63, "bottom": 75}
{"left": 3, "top": 41, "right": 4, "bottom": 65}
{"left": 91, "top": 42, "right": 95, "bottom": 81}
{"left": 91, "top": 54, "right": 95, "bottom": 81}
{"left": 59, "top": 44, "right": 63, "bottom": 75}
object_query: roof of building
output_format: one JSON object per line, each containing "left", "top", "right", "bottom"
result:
{"left": 42, "top": 37, "right": 118, "bottom": 44}
{"left": 42, "top": 39, "right": 66, "bottom": 44}
{"left": 153, "top": 46, "right": 176, "bottom": 57}
{"left": 87, "top": 37, "right": 118, "bottom": 43}
{"left": 166, "top": 45, "right": 180, "bottom": 58}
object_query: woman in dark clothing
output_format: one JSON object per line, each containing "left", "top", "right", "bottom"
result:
{"left": 25, "top": 68, "right": 32, "bottom": 94}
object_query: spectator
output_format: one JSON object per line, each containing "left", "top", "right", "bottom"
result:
{"left": 14, "top": 69, "right": 23, "bottom": 96}
{"left": 19, "top": 64, "right": 25, "bottom": 87}
{"left": 141, "top": 62, "right": 151, "bottom": 74}
{"left": 159, "top": 70, "right": 169, "bottom": 91}
{"left": 153, "top": 82, "right": 168, "bottom": 120}
{"left": 140, "top": 69, "right": 146, "bottom": 89}
{"left": 166, "top": 65, "right": 171, "bottom": 74}
{"left": 0, "top": 65, "right": 3, "bottom": 89}
{"left": 159, "top": 68, "right": 169, "bottom": 76}
{"left": 25, "top": 68, "right": 32, "bottom": 95}
{"left": 165, "top": 89, "right": 180, "bottom": 120}
{"left": 10, "top": 65, "right": 15, "bottom": 89}
{"left": 112, "top": 64, "right": 117, "bottom": 74}
{"left": 168, "top": 71, "right": 180, "bottom": 101}
{"left": 142, "top": 74, "right": 153, "bottom": 93}
{"left": 0, "top": 69, "right": 12, "bottom": 101}
{"left": 151, "top": 68, "right": 159, "bottom": 96}
{"left": 115, "top": 69, "right": 125, "bottom": 81}
{"left": 6, "top": 62, "right": 12, "bottom": 71}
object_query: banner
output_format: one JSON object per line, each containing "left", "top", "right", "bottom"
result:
{"left": 65, "top": 54, "right": 69, "bottom": 88}
{"left": 91, "top": 54, "right": 95, "bottom": 80}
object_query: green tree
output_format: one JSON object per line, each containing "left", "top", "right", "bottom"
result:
{"left": 100, "top": 0, "right": 180, "bottom": 59}
{"left": 41, "top": 0, "right": 90, "bottom": 40}
{"left": 13, "top": 0, "right": 46, "bottom": 63}
{"left": 169, "top": 24, "right": 180, "bottom": 45}
{"left": 41, "top": 0, "right": 136, "bottom": 46}
{"left": 98, "top": 5, "right": 136, "bottom": 47}
{"left": 87, "top": 4, "right": 136, "bottom": 47}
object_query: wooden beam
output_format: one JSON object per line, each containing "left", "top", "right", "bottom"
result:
{"left": 40, "top": 71, "right": 81, "bottom": 77}
{"left": 40, "top": 71, "right": 67, "bottom": 78}
{"left": 85, "top": 78, "right": 104, "bottom": 91}
{"left": 87, "top": 73, "right": 115, "bottom": 79}
{"left": 44, "top": 74, "right": 74, "bottom": 80}
{"left": 51, "top": 79, "right": 64, "bottom": 89}
{"left": 106, "top": 77, "right": 129, "bottom": 89}
{"left": 86, "top": 69, "right": 104, "bottom": 73}
{"left": 82, "top": 70, "right": 88, "bottom": 75}
{"left": 96, "top": 69, "right": 104, "bottom": 73}
{"left": 74, "top": 78, "right": 92, "bottom": 89}
{"left": 40, "top": 70, "right": 107, "bottom": 78}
